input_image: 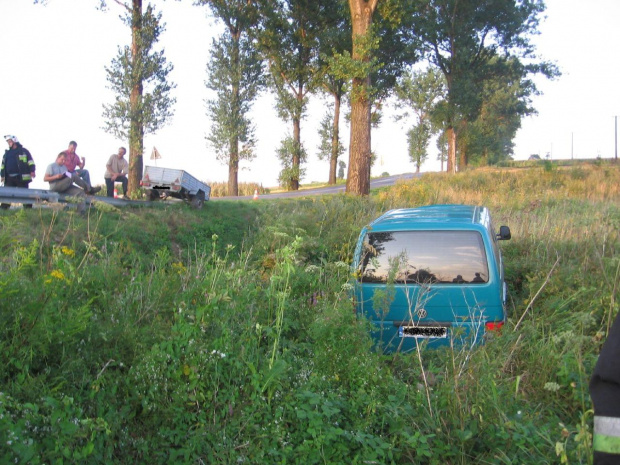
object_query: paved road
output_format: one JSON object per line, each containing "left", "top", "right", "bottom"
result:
{"left": 217, "top": 172, "right": 418, "bottom": 200}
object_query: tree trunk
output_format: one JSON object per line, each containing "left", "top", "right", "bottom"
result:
{"left": 228, "top": 134, "right": 239, "bottom": 196}
{"left": 459, "top": 145, "right": 466, "bottom": 170}
{"left": 447, "top": 126, "right": 457, "bottom": 174}
{"left": 347, "top": 81, "right": 371, "bottom": 194}
{"left": 458, "top": 120, "right": 467, "bottom": 169}
{"left": 287, "top": 77, "right": 305, "bottom": 192}
{"left": 229, "top": 34, "right": 240, "bottom": 197}
{"left": 291, "top": 115, "right": 300, "bottom": 191}
{"left": 328, "top": 92, "right": 341, "bottom": 185}
{"left": 128, "top": 0, "right": 143, "bottom": 196}
{"left": 346, "top": 0, "right": 378, "bottom": 196}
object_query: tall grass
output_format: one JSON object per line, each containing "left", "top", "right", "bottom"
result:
{"left": 379, "top": 164, "right": 620, "bottom": 209}
{"left": 0, "top": 163, "right": 618, "bottom": 463}
{"left": 208, "top": 181, "right": 270, "bottom": 198}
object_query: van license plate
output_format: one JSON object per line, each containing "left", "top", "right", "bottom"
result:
{"left": 399, "top": 326, "right": 447, "bottom": 338}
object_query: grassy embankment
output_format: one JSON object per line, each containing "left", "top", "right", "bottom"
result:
{"left": 0, "top": 162, "right": 618, "bottom": 464}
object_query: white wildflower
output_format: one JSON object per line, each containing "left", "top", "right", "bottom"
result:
{"left": 544, "top": 382, "right": 561, "bottom": 392}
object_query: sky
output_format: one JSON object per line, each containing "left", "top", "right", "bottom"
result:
{"left": 1, "top": 0, "right": 619, "bottom": 191}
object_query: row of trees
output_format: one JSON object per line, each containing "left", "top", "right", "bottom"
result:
{"left": 207, "top": 0, "right": 556, "bottom": 195}
{"left": 38, "top": 0, "right": 556, "bottom": 196}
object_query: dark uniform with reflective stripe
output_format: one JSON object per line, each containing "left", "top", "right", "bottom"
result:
{"left": 590, "top": 311, "right": 620, "bottom": 464}
{"left": 1, "top": 141, "right": 36, "bottom": 209}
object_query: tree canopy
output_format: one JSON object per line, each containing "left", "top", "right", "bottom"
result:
{"left": 414, "top": 0, "right": 556, "bottom": 172}
{"left": 35, "top": 0, "right": 555, "bottom": 194}
{"left": 334, "top": 0, "right": 419, "bottom": 195}
{"left": 257, "top": 0, "right": 341, "bottom": 190}
{"left": 102, "top": 0, "right": 176, "bottom": 195}
{"left": 201, "top": 0, "right": 264, "bottom": 196}
{"left": 394, "top": 68, "right": 446, "bottom": 172}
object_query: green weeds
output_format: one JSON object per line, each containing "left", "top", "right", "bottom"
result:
{"left": 0, "top": 164, "right": 618, "bottom": 463}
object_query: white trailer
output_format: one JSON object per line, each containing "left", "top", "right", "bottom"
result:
{"left": 141, "top": 166, "right": 211, "bottom": 209}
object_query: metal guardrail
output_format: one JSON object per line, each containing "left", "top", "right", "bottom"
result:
{"left": 0, "top": 186, "right": 151, "bottom": 208}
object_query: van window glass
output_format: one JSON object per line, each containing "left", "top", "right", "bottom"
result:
{"left": 360, "top": 230, "right": 489, "bottom": 284}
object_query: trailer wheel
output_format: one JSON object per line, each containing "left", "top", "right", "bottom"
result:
{"left": 190, "top": 190, "right": 205, "bottom": 209}
{"left": 148, "top": 189, "right": 159, "bottom": 201}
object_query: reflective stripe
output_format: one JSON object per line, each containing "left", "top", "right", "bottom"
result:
{"left": 594, "top": 416, "right": 620, "bottom": 455}
{"left": 595, "top": 416, "right": 620, "bottom": 437}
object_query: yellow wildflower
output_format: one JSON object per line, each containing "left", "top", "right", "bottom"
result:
{"left": 172, "top": 262, "right": 186, "bottom": 274}
{"left": 50, "top": 269, "right": 66, "bottom": 281}
{"left": 61, "top": 246, "right": 75, "bottom": 257}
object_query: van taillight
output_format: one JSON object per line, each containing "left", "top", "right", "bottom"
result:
{"left": 485, "top": 321, "right": 504, "bottom": 331}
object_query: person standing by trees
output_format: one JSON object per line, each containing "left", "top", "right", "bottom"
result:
{"left": 61, "top": 141, "right": 100, "bottom": 194}
{"left": 1, "top": 135, "right": 36, "bottom": 209}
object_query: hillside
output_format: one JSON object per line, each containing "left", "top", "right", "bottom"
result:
{"left": 1, "top": 162, "right": 618, "bottom": 464}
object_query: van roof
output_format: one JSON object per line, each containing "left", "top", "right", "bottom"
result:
{"left": 368, "top": 204, "right": 491, "bottom": 232}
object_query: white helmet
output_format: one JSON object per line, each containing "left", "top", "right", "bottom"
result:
{"left": 4, "top": 135, "right": 18, "bottom": 143}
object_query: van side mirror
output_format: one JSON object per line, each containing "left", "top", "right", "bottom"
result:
{"left": 497, "top": 225, "right": 511, "bottom": 241}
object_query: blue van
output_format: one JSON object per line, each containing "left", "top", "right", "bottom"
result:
{"left": 352, "top": 205, "right": 511, "bottom": 353}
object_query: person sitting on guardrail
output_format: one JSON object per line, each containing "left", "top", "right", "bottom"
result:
{"left": 1, "top": 135, "right": 36, "bottom": 209}
{"left": 61, "top": 141, "right": 101, "bottom": 195}
{"left": 104, "top": 147, "right": 129, "bottom": 198}
{"left": 44, "top": 152, "right": 89, "bottom": 212}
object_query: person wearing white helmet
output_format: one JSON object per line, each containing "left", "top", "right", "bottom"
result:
{"left": 1, "top": 135, "right": 36, "bottom": 209}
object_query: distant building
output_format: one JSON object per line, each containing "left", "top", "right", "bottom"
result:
{"left": 528, "top": 154, "right": 541, "bottom": 160}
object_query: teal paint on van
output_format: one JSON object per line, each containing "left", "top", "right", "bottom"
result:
{"left": 352, "top": 205, "right": 511, "bottom": 353}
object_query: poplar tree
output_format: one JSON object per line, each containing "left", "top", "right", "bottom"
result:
{"left": 335, "top": 0, "right": 418, "bottom": 195}
{"left": 345, "top": 0, "right": 379, "bottom": 196}
{"left": 394, "top": 68, "right": 446, "bottom": 173}
{"left": 316, "top": 2, "right": 350, "bottom": 185}
{"left": 317, "top": 106, "right": 345, "bottom": 183}
{"left": 257, "top": 0, "right": 340, "bottom": 191}
{"left": 102, "top": 0, "right": 176, "bottom": 195}
{"left": 200, "top": 0, "right": 264, "bottom": 197}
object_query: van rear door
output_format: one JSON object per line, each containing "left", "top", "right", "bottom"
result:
{"left": 355, "top": 229, "right": 504, "bottom": 350}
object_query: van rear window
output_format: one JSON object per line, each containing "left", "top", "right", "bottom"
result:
{"left": 360, "top": 230, "right": 489, "bottom": 284}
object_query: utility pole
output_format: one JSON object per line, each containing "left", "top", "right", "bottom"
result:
{"left": 571, "top": 132, "right": 574, "bottom": 160}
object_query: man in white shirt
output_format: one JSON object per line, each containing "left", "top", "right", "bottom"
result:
{"left": 104, "top": 147, "right": 129, "bottom": 198}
